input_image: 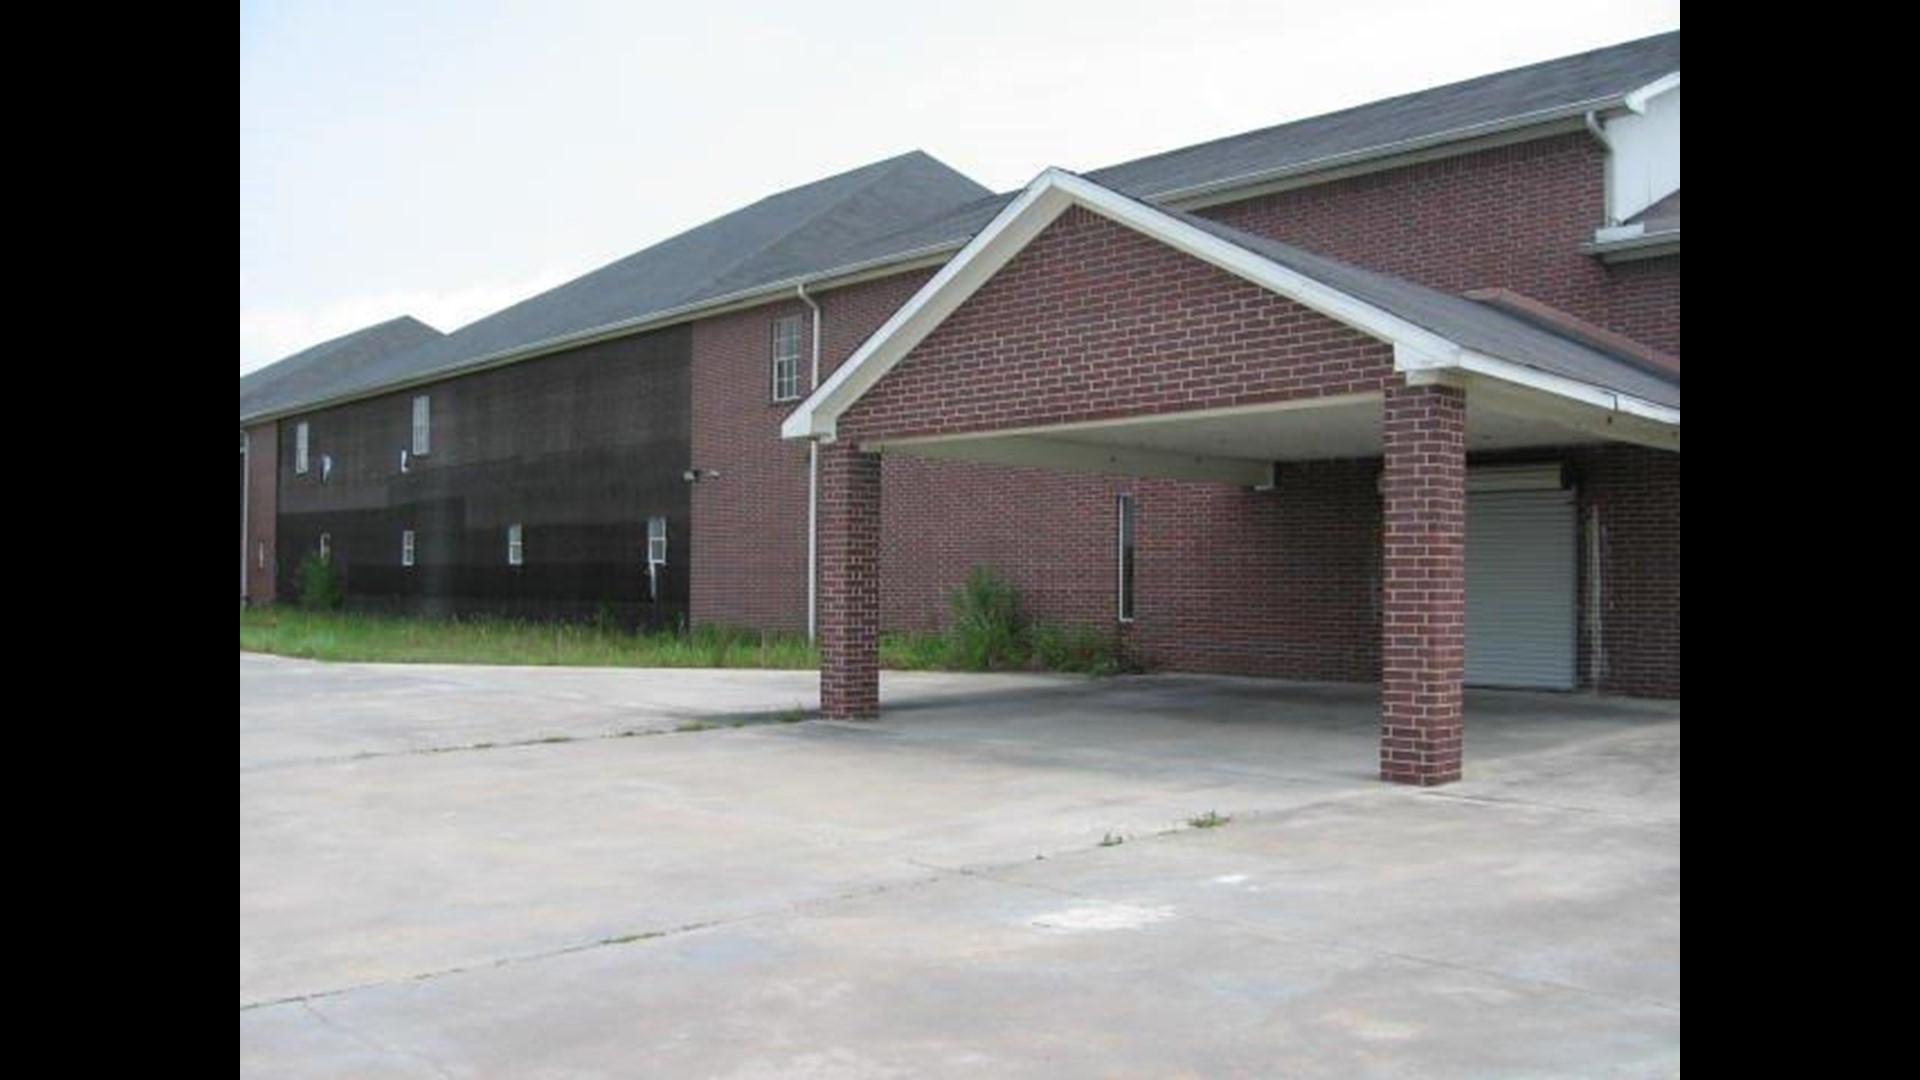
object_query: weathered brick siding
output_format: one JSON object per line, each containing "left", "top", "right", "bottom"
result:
{"left": 841, "top": 206, "right": 1395, "bottom": 441}
{"left": 1199, "top": 132, "right": 1680, "bottom": 357}
{"left": 244, "top": 423, "right": 279, "bottom": 604}
{"left": 1380, "top": 382, "right": 1467, "bottom": 785}
{"left": 699, "top": 136, "right": 1678, "bottom": 700}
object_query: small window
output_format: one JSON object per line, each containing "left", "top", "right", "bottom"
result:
{"left": 770, "top": 314, "right": 804, "bottom": 402}
{"left": 295, "top": 422, "right": 310, "bottom": 474}
{"left": 411, "top": 395, "right": 431, "bottom": 456}
{"left": 401, "top": 529, "right": 416, "bottom": 568}
{"left": 507, "top": 523, "right": 524, "bottom": 566}
{"left": 645, "top": 517, "right": 668, "bottom": 601}
{"left": 647, "top": 517, "right": 668, "bottom": 566}
{"left": 318, "top": 532, "right": 331, "bottom": 564}
{"left": 1116, "top": 494, "right": 1136, "bottom": 622}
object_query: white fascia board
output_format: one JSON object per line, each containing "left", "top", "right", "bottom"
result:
{"left": 1448, "top": 348, "right": 1679, "bottom": 427}
{"left": 1622, "top": 72, "right": 1680, "bottom": 114}
{"left": 784, "top": 168, "right": 1462, "bottom": 440}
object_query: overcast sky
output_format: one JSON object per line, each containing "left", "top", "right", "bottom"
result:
{"left": 239, "top": 0, "right": 1678, "bottom": 374}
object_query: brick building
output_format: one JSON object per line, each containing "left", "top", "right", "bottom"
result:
{"left": 240, "top": 32, "right": 1680, "bottom": 784}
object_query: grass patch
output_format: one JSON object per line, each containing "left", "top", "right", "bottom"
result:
{"left": 241, "top": 570, "right": 1137, "bottom": 677}
{"left": 240, "top": 608, "right": 822, "bottom": 669}
{"left": 1187, "top": 810, "right": 1231, "bottom": 829}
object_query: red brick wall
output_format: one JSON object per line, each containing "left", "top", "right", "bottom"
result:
{"left": 841, "top": 206, "right": 1396, "bottom": 442}
{"left": 1198, "top": 132, "right": 1680, "bottom": 357}
{"left": 694, "top": 143, "right": 1678, "bottom": 700}
{"left": 1379, "top": 381, "right": 1467, "bottom": 785}
{"left": 244, "top": 422, "right": 278, "bottom": 604}
{"left": 690, "top": 270, "right": 934, "bottom": 633}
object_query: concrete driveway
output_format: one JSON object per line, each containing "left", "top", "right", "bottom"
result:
{"left": 239, "top": 653, "right": 1680, "bottom": 1078}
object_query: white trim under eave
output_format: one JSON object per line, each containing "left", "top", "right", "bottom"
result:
{"left": 782, "top": 168, "right": 1462, "bottom": 441}
{"left": 1402, "top": 347, "right": 1679, "bottom": 427}
{"left": 1622, "top": 72, "right": 1680, "bottom": 114}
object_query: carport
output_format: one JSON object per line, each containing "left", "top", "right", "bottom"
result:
{"left": 783, "top": 169, "right": 1679, "bottom": 786}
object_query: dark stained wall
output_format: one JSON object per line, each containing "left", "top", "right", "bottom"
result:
{"left": 275, "top": 327, "right": 692, "bottom": 628}
{"left": 243, "top": 423, "right": 278, "bottom": 604}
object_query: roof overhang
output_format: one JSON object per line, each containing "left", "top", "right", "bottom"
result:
{"left": 1582, "top": 227, "right": 1680, "bottom": 262}
{"left": 782, "top": 168, "right": 1677, "bottom": 444}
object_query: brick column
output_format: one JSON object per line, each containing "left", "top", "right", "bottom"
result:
{"left": 1380, "top": 381, "right": 1467, "bottom": 785}
{"left": 818, "top": 439, "right": 882, "bottom": 719}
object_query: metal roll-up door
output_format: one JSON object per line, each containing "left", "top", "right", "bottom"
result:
{"left": 1466, "top": 486, "right": 1576, "bottom": 689}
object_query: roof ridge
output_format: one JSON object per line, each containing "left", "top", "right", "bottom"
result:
{"left": 673, "top": 152, "right": 935, "bottom": 300}
{"left": 1088, "top": 29, "right": 1677, "bottom": 188}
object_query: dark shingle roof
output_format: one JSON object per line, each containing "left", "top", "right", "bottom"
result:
{"left": 1088, "top": 31, "right": 1678, "bottom": 199}
{"left": 1174, "top": 209, "right": 1678, "bottom": 408}
{"left": 239, "top": 316, "right": 443, "bottom": 422}
{"left": 241, "top": 31, "right": 1678, "bottom": 421}
{"left": 239, "top": 151, "right": 989, "bottom": 422}
{"left": 1626, "top": 189, "right": 1679, "bottom": 232}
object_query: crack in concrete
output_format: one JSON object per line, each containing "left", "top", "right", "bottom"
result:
{"left": 299, "top": 998, "right": 456, "bottom": 1079}
{"left": 241, "top": 869, "right": 955, "bottom": 1015}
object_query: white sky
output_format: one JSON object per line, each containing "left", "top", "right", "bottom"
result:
{"left": 239, "top": 0, "right": 1679, "bottom": 374}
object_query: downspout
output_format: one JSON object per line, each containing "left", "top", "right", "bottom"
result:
{"left": 797, "top": 283, "right": 822, "bottom": 641}
{"left": 1583, "top": 110, "right": 1617, "bottom": 227}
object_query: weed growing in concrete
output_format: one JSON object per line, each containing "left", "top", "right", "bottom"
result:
{"left": 1099, "top": 832, "right": 1126, "bottom": 847}
{"left": 676, "top": 720, "right": 715, "bottom": 733}
{"left": 1187, "top": 810, "right": 1231, "bottom": 829}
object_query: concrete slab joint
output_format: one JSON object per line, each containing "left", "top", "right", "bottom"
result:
{"left": 819, "top": 440, "right": 882, "bottom": 720}
{"left": 1380, "top": 379, "right": 1467, "bottom": 785}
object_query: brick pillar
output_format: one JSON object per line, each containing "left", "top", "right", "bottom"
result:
{"left": 1380, "top": 381, "right": 1467, "bottom": 785}
{"left": 818, "top": 440, "right": 882, "bottom": 719}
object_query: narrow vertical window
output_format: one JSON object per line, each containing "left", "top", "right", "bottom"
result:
{"left": 295, "top": 421, "right": 310, "bottom": 474}
{"left": 646, "top": 516, "right": 668, "bottom": 601}
{"left": 318, "top": 532, "right": 331, "bottom": 564}
{"left": 507, "top": 523, "right": 524, "bottom": 566}
{"left": 770, "top": 315, "right": 803, "bottom": 401}
{"left": 1116, "top": 494, "right": 1136, "bottom": 622}
{"left": 401, "top": 529, "right": 416, "bottom": 568}
{"left": 411, "top": 395, "right": 431, "bottom": 456}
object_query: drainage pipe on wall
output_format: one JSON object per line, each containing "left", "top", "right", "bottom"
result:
{"left": 797, "top": 283, "right": 822, "bottom": 641}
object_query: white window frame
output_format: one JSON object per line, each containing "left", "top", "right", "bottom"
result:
{"left": 295, "top": 421, "right": 310, "bottom": 474}
{"left": 645, "top": 516, "right": 668, "bottom": 601}
{"left": 1116, "top": 494, "right": 1136, "bottom": 623}
{"left": 770, "top": 315, "right": 804, "bottom": 402}
{"left": 507, "top": 523, "right": 524, "bottom": 566}
{"left": 401, "top": 529, "right": 416, "bottom": 568}
{"left": 411, "top": 395, "right": 431, "bottom": 456}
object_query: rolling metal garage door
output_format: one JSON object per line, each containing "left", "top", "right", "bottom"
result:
{"left": 1466, "top": 486, "right": 1576, "bottom": 690}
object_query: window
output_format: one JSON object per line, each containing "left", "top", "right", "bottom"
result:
{"left": 645, "top": 517, "right": 668, "bottom": 601}
{"left": 295, "top": 422, "right": 310, "bottom": 474}
{"left": 770, "top": 314, "right": 804, "bottom": 401}
{"left": 507, "top": 523, "right": 524, "bottom": 566}
{"left": 411, "top": 395, "right": 431, "bottom": 456}
{"left": 401, "top": 530, "right": 416, "bottom": 568}
{"left": 318, "top": 532, "right": 331, "bottom": 564}
{"left": 1116, "top": 494, "right": 1136, "bottom": 622}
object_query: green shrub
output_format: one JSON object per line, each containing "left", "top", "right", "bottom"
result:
{"left": 294, "top": 550, "right": 343, "bottom": 610}
{"left": 945, "top": 566, "right": 1028, "bottom": 670}
{"left": 1030, "top": 621, "right": 1129, "bottom": 676}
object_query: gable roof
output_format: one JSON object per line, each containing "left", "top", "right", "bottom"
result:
{"left": 241, "top": 31, "right": 1678, "bottom": 424}
{"left": 239, "top": 152, "right": 990, "bottom": 423}
{"left": 782, "top": 169, "right": 1677, "bottom": 444}
{"left": 239, "top": 316, "right": 443, "bottom": 423}
{"left": 1088, "top": 31, "right": 1678, "bottom": 201}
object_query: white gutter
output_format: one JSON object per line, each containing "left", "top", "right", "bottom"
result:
{"left": 797, "top": 283, "right": 823, "bottom": 641}
{"left": 1583, "top": 110, "right": 1616, "bottom": 227}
